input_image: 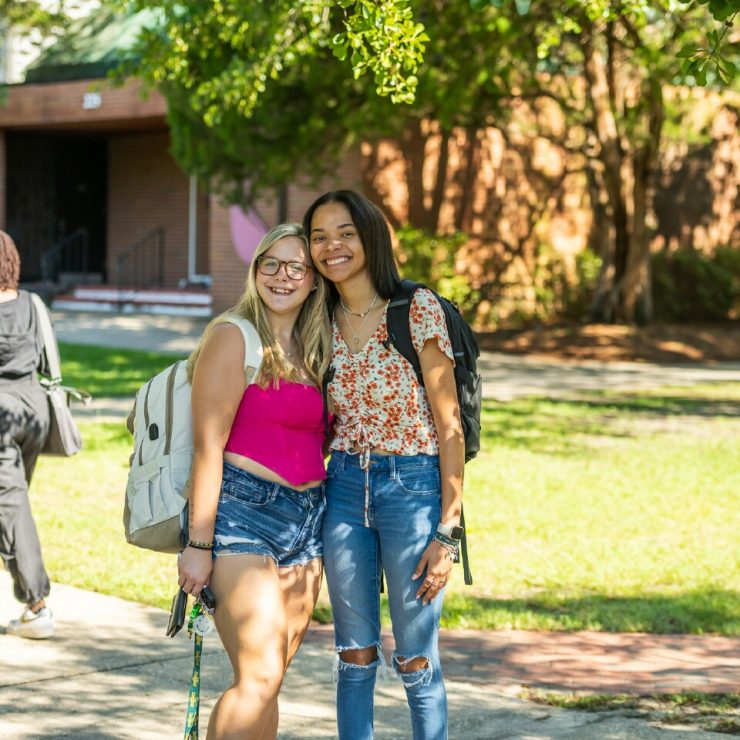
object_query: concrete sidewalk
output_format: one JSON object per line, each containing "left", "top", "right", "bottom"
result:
{"left": 1, "top": 571, "right": 736, "bottom": 740}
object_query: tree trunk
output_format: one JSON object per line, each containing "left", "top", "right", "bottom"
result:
{"left": 361, "top": 143, "right": 401, "bottom": 230}
{"left": 581, "top": 22, "right": 632, "bottom": 323}
{"left": 453, "top": 127, "right": 480, "bottom": 232}
{"left": 403, "top": 119, "right": 435, "bottom": 229}
{"left": 429, "top": 129, "right": 450, "bottom": 231}
{"left": 618, "top": 78, "right": 664, "bottom": 324}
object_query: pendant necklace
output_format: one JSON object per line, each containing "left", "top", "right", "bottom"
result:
{"left": 341, "top": 292, "right": 379, "bottom": 348}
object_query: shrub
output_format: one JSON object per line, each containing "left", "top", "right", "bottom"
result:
{"left": 712, "top": 246, "right": 740, "bottom": 317}
{"left": 568, "top": 248, "right": 603, "bottom": 318}
{"left": 395, "top": 227, "right": 479, "bottom": 319}
{"left": 652, "top": 249, "right": 737, "bottom": 322}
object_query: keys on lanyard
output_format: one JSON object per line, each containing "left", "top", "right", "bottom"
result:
{"left": 187, "top": 586, "right": 216, "bottom": 638}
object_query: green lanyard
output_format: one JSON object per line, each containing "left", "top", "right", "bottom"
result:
{"left": 183, "top": 603, "right": 207, "bottom": 740}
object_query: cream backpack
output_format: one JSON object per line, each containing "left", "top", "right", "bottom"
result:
{"left": 123, "top": 316, "right": 263, "bottom": 553}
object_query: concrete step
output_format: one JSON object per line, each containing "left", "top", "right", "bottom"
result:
{"left": 51, "top": 285, "right": 213, "bottom": 317}
{"left": 71, "top": 285, "right": 212, "bottom": 305}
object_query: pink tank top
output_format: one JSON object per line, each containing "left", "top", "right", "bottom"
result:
{"left": 225, "top": 382, "right": 326, "bottom": 486}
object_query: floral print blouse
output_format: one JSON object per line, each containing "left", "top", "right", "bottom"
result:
{"left": 328, "top": 288, "right": 454, "bottom": 455}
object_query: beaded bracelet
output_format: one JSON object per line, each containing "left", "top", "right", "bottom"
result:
{"left": 434, "top": 532, "right": 459, "bottom": 548}
{"left": 187, "top": 539, "right": 214, "bottom": 551}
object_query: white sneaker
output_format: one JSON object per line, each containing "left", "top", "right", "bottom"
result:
{"left": 7, "top": 606, "right": 55, "bottom": 639}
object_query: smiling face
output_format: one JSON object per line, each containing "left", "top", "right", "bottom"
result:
{"left": 255, "top": 235, "right": 315, "bottom": 320}
{"left": 308, "top": 202, "right": 367, "bottom": 285}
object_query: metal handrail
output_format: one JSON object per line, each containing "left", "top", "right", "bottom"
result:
{"left": 116, "top": 227, "right": 165, "bottom": 296}
{"left": 40, "top": 227, "right": 90, "bottom": 283}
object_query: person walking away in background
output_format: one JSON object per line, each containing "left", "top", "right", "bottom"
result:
{"left": 0, "top": 230, "right": 54, "bottom": 639}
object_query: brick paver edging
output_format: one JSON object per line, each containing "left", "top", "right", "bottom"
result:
{"left": 304, "top": 625, "right": 740, "bottom": 695}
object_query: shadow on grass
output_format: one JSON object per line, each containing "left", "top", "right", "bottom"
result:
{"left": 554, "top": 394, "right": 740, "bottom": 418}
{"left": 314, "top": 589, "right": 740, "bottom": 635}
{"left": 439, "top": 589, "right": 740, "bottom": 635}
{"left": 480, "top": 394, "right": 740, "bottom": 456}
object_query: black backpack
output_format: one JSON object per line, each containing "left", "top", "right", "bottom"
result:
{"left": 385, "top": 280, "right": 482, "bottom": 585}
{"left": 386, "top": 280, "right": 482, "bottom": 463}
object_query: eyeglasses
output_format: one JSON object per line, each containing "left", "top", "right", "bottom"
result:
{"left": 256, "top": 256, "right": 313, "bottom": 281}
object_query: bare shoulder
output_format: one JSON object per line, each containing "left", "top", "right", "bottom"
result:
{"left": 197, "top": 321, "right": 246, "bottom": 370}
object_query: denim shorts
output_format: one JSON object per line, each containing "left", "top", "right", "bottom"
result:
{"left": 214, "top": 461, "right": 325, "bottom": 567}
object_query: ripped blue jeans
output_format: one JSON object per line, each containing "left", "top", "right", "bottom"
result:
{"left": 323, "top": 451, "right": 447, "bottom": 740}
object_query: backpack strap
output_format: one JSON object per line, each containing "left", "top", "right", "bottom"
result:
{"left": 322, "top": 365, "right": 336, "bottom": 440}
{"left": 29, "top": 292, "right": 62, "bottom": 381}
{"left": 385, "top": 279, "right": 424, "bottom": 384}
{"left": 163, "top": 363, "right": 180, "bottom": 457}
{"left": 322, "top": 301, "right": 339, "bottom": 439}
{"left": 460, "top": 508, "right": 472, "bottom": 586}
{"left": 224, "top": 316, "right": 264, "bottom": 382}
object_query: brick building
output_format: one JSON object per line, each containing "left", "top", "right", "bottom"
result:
{"left": 0, "top": 8, "right": 361, "bottom": 314}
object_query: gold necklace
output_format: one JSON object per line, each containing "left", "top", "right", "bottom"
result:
{"left": 340, "top": 292, "right": 379, "bottom": 318}
{"left": 340, "top": 293, "right": 380, "bottom": 348}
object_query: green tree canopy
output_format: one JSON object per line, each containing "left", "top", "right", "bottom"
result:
{"left": 1, "top": 0, "right": 70, "bottom": 36}
{"left": 122, "top": 0, "right": 737, "bottom": 324}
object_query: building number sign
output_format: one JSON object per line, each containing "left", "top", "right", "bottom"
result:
{"left": 83, "top": 92, "right": 102, "bottom": 110}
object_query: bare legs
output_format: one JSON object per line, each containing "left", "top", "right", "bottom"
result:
{"left": 206, "top": 555, "right": 322, "bottom": 740}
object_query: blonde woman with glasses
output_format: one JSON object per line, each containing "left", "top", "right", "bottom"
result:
{"left": 178, "top": 222, "right": 332, "bottom": 739}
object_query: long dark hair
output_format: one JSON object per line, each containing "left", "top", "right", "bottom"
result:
{"left": 0, "top": 231, "right": 21, "bottom": 290}
{"left": 303, "top": 190, "right": 401, "bottom": 301}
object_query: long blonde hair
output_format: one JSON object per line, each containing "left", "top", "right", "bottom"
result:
{"left": 187, "top": 223, "right": 331, "bottom": 388}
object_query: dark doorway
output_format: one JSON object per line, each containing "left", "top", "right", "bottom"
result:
{"left": 6, "top": 133, "right": 107, "bottom": 282}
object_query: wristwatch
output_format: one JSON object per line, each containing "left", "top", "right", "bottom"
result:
{"left": 437, "top": 523, "right": 464, "bottom": 541}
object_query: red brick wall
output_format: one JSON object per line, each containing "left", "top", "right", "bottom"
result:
{"left": 108, "top": 132, "right": 208, "bottom": 287}
{"left": 209, "top": 196, "right": 245, "bottom": 313}
{"left": 0, "top": 131, "right": 6, "bottom": 230}
{"left": 210, "top": 148, "right": 365, "bottom": 313}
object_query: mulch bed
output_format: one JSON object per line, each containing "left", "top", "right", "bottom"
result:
{"left": 475, "top": 323, "right": 740, "bottom": 364}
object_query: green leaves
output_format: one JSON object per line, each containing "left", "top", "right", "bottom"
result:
{"left": 677, "top": 17, "right": 737, "bottom": 85}
{"left": 464, "top": 0, "right": 737, "bottom": 85}
{"left": 336, "top": 1, "right": 428, "bottom": 104}
{"left": 674, "top": 0, "right": 739, "bottom": 84}
{"left": 1, "top": 0, "right": 70, "bottom": 41}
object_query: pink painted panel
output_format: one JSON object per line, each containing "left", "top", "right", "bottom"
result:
{"left": 229, "top": 206, "right": 268, "bottom": 265}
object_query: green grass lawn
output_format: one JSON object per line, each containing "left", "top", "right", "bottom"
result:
{"left": 447, "top": 385, "right": 740, "bottom": 634}
{"left": 59, "top": 342, "right": 178, "bottom": 397}
{"left": 26, "top": 380, "right": 740, "bottom": 635}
